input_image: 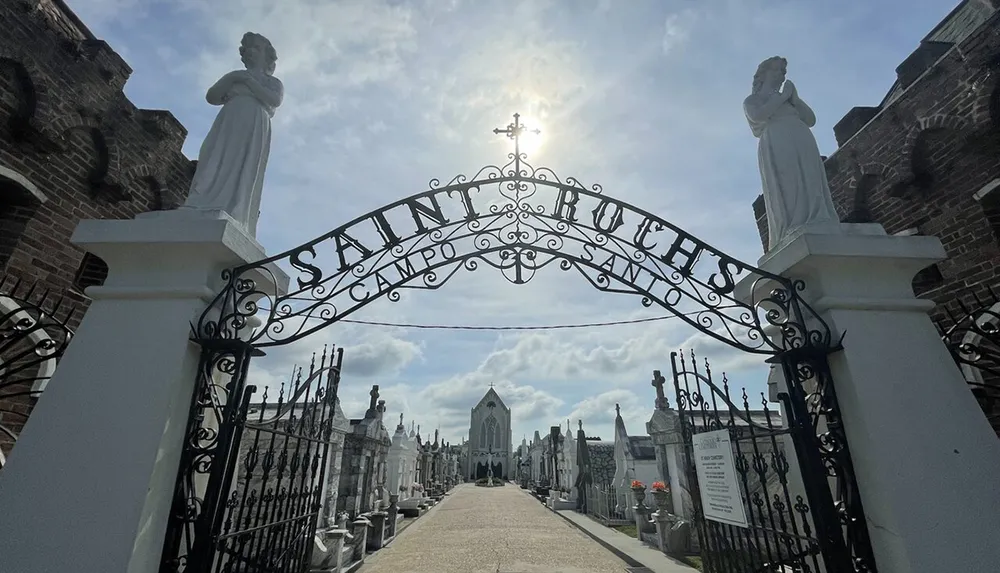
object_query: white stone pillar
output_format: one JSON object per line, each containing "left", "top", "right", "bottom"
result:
{"left": 739, "top": 225, "right": 1000, "bottom": 573}
{"left": 0, "top": 212, "right": 288, "bottom": 573}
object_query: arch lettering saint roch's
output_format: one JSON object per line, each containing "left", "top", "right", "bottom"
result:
{"left": 196, "top": 119, "right": 831, "bottom": 355}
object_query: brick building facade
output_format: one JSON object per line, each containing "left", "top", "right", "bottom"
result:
{"left": 0, "top": 0, "right": 194, "bottom": 462}
{"left": 752, "top": 0, "right": 1000, "bottom": 430}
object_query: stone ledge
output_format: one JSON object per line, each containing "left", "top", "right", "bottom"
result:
{"left": 547, "top": 505, "right": 698, "bottom": 573}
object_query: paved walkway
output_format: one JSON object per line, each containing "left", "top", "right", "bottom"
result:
{"left": 359, "top": 484, "right": 633, "bottom": 573}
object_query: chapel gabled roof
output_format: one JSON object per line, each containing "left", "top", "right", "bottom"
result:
{"left": 473, "top": 387, "right": 509, "bottom": 412}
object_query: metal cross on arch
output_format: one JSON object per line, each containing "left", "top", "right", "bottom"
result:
{"left": 493, "top": 112, "right": 540, "bottom": 175}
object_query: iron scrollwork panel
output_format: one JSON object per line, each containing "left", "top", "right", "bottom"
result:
{"left": 160, "top": 345, "right": 343, "bottom": 573}
{"left": 671, "top": 349, "right": 872, "bottom": 573}
{"left": 0, "top": 276, "right": 79, "bottom": 468}
{"left": 937, "top": 287, "right": 1000, "bottom": 433}
{"left": 780, "top": 348, "right": 876, "bottom": 572}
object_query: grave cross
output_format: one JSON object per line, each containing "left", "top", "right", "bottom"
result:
{"left": 368, "top": 384, "right": 380, "bottom": 411}
{"left": 615, "top": 403, "right": 621, "bottom": 418}
{"left": 651, "top": 369, "right": 670, "bottom": 411}
{"left": 488, "top": 382, "right": 495, "bottom": 389}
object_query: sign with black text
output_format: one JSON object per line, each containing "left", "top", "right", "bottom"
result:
{"left": 692, "top": 429, "right": 749, "bottom": 528}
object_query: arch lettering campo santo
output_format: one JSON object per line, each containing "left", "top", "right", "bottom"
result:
{"left": 198, "top": 114, "right": 830, "bottom": 354}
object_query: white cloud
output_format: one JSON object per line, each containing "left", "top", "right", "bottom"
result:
{"left": 340, "top": 336, "right": 422, "bottom": 378}
{"left": 662, "top": 10, "right": 696, "bottom": 56}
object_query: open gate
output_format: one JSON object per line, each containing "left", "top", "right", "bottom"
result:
{"left": 671, "top": 350, "right": 875, "bottom": 573}
{"left": 160, "top": 346, "right": 343, "bottom": 573}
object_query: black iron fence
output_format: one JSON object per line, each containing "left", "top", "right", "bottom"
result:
{"left": 672, "top": 349, "right": 873, "bottom": 573}
{"left": 160, "top": 345, "right": 344, "bottom": 573}
{"left": 936, "top": 287, "right": 1000, "bottom": 434}
{"left": 0, "top": 276, "right": 79, "bottom": 469}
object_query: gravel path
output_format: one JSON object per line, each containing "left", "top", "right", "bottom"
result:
{"left": 360, "top": 484, "right": 631, "bottom": 573}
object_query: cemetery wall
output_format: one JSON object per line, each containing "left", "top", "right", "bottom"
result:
{"left": 0, "top": 0, "right": 194, "bottom": 317}
{"left": 753, "top": 5, "right": 1000, "bottom": 325}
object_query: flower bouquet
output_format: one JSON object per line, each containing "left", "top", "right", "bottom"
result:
{"left": 651, "top": 480, "right": 671, "bottom": 509}
{"left": 630, "top": 479, "right": 647, "bottom": 504}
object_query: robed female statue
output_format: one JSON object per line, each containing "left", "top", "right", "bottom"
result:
{"left": 744, "top": 57, "right": 840, "bottom": 250}
{"left": 179, "top": 32, "right": 284, "bottom": 238}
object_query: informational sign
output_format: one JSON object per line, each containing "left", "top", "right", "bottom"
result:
{"left": 692, "top": 428, "right": 749, "bottom": 528}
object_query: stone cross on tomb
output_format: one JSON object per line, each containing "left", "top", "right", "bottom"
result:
{"left": 493, "top": 112, "right": 540, "bottom": 160}
{"left": 615, "top": 403, "right": 621, "bottom": 418}
{"left": 369, "top": 385, "right": 380, "bottom": 411}
{"left": 399, "top": 413, "right": 404, "bottom": 426}
{"left": 488, "top": 382, "right": 495, "bottom": 389}
{"left": 578, "top": 420, "right": 583, "bottom": 432}
{"left": 651, "top": 370, "right": 670, "bottom": 411}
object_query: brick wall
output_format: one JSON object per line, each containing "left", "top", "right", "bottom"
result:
{"left": 0, "top": 0, "right": 194, "bottom": 460}
{"left": 0, "top": 0, "right": 194, "bottom": 322}
{"left": 752, "top": 8, "right": 1000, "bottom": 328}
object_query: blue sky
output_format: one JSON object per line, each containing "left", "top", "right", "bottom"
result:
{"left": 76, "top": 0, "right": 961, "bottom": 445}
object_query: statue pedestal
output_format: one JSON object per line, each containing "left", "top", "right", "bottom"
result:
{"left": 740, "top": 224, "right": 1000, "bottom": 573}
{"left": 0, "top": 211, "right": 287, "bottom": 573}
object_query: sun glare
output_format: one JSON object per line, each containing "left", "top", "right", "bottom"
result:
{"left": 517, "top": 116, "right": 545, "bottom": 157}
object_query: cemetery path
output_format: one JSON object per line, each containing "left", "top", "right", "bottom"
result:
{"left": 359, "top": 483, "right": 633, "bottom": 573}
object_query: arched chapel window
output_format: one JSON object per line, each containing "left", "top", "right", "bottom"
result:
{"left": 486, "top": 416, "right": 497, "bottom": 450}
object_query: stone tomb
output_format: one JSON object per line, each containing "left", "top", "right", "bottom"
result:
{"left": 335, "top": 385, "right": 392, "bottom": 518}
{"left": 387, "top": 418, "right": 423, "bottom": 517}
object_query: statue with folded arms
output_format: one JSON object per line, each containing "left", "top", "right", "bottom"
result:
{"left": 178, "top": 32, "right": 284, "bottom": 238}
{"left": 745, "top": 57, "right": 840, "bottom": 250}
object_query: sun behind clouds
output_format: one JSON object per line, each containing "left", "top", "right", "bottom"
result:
{"left": 515, "top": 115, "right": 545, "bottom": 157}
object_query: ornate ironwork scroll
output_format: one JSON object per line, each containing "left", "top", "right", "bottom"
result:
{"left": 0, "top": 276, "right": 79, "bottom": 469}
{"left": 937, "top": 287, "right": 1000, "bottom": 434}
{"left": 160, "top": 345, "right": 343, "bottom": 573}
{"left": 671, "top": 350, "right": 873, "bottom": 573}
{"left": 774, "top": 347, "right": 876, "bottom": 572}
{"left": 194, "top": 115, "right": 832, "bottom": 356}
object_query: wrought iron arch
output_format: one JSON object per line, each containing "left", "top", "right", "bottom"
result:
{"left": 196, "top": 132, "right": 831, "bottom": 356}
{"left": 165, "top": 116, "right": 844, "bottom": 572}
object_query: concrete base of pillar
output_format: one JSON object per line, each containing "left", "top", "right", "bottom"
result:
{"left": 0, "top": 212, "right": 287, "bottom": 573}
{"left": 739, "top": 223, "right": 1000, "bottom": 573}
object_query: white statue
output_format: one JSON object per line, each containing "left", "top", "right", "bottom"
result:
{"left": 745, "top": 57, "right": 840, "bottom": 250}
{"left": 179, "top": 32, "right": 284, "bottom": 238}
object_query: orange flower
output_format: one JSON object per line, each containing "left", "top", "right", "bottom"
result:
{"left": 630, "top": 479, "right": 645, "bottom": 489}
{"left": 652, "top": 481, "right": 668, "bottom": 491}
